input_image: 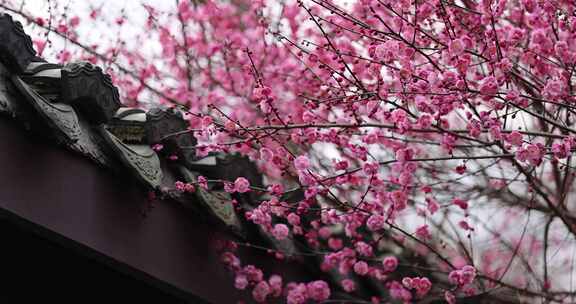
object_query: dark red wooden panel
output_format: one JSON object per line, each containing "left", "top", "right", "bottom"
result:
{"left": 0, "top": 118, "right": 244, "bottom": 303}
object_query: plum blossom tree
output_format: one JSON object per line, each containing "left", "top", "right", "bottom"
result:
{"left": 3, "top": 0, "right": 576, "bottom": 302}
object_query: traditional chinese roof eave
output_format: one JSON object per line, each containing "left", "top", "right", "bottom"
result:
{"left": 0, "top": 13, "right": 315, "bottom": 302}
{"left": 0, "top": 13, "right": 262, "bottom": 236}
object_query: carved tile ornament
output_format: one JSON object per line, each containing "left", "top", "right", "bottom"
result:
{"left": 70, "top": 119, "right": 112, "bottom": 166}
{"left": 101, "top": 109, "right": 163, "bottom": 189}
{"left": 0, "top": 14, "right": 36, "bottom": 74}
{"left": 100, "top": 129, "right": 163, "bottom": 189}
{"left": 0, "top": 62, "right": 30, "bottom": 121}
{"left": 12, "top": 76, "right": 82, "bottom": 145}
{"left": 61, "top": 62, "right": 121, "bottom": 124}
{"left": 107, "top": 108, "right": 148, "bottom": 143}
{"left": 105, "top": 107, "right": 198, "bottom": 165}
{"left": 0, "top": 64, "right": 13, "bottom": 115}
{"left": 146, "top": 107, "right": 188, "bottom": 143}
{"left": 146, "top": 107, "right": 197, "bottom": 164}
{"left": 178, "top": 167, "right": 242, "bottom": 233}
{"left": 188, "top": 154, "right": 264, "bottom": 209}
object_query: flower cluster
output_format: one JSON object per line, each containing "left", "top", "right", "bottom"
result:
{"left": 17, "top": 0, "right": 576, "bottom": 302}
{"left": 448, "top": 265, "right": 477, "bottom": 287}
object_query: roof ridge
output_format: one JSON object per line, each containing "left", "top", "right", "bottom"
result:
{"left": 0, "top": 13, "right": 270, "bottom": 239}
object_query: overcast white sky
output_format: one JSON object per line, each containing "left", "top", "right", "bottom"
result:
{"left": 10, "top": 0, "right": 173, "bottom": 62}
